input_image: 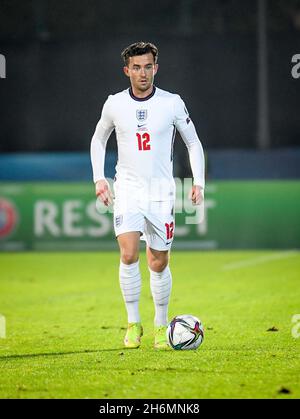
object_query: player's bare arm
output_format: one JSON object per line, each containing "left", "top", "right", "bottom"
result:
{"left": 189, "top": 185, "right": 204, "bottom": 206}
{"left": 95, "top": 179, "right": 114, "bottom": 206}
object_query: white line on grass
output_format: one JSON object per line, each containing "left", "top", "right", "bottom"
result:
{"left": 222, "top": 250, "right": 299, "bottom": 271}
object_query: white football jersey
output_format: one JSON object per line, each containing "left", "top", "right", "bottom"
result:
{"left": 91, "top": 86, "right": 205, "bottom": 200}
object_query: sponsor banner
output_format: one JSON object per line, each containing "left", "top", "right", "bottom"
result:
{"left": 0, "top": 181, "right": 299, "bottom": 250}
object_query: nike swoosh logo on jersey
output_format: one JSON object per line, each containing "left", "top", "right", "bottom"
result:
{"left": 137, "top": 124, "right": 146, "bottom": 128}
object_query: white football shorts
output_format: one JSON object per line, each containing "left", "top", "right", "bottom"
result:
{"left": 113, "top": 190, "right": 175, "bottom": 252}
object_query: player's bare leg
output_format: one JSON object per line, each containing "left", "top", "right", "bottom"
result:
{"left": 147, "top": 246, "right": 169, "bottom": 273}
{"left": 147, "top": 246, "right": 172, "bottom": 349}
{"left": 117, "top": 232, "right": 143, "bottom": 348}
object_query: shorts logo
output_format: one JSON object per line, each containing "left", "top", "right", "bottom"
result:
{"left": 0, "top": 199, "right": 18, "bottom": 238}
{"left": 136, "top": 109, "right": 147, "bottom": 122}
{"left": 115, "top": 215, "right": 123, "bottom": 228}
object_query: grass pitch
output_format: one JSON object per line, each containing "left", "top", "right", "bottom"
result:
{"left": 0, "top": 250, "right": 299, "bottom": 399}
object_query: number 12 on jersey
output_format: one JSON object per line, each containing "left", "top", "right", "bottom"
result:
{"left": 136, "top": 132, "right": 151, "bottom": 151}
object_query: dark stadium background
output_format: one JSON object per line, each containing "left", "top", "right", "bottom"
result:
{"left": 0, "top": 0, "right": 299, "bottom": 250}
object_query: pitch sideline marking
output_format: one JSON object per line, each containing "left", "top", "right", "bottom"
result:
{"left": 0, "top": 314, "right": 6, "bottom": 338}
{"left": 222, "top": 250, "right": 299, "bottom": 271}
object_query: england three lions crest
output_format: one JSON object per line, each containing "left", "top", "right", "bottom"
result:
{"left": 136, "top": 109, "right": 147, "bottom": 122}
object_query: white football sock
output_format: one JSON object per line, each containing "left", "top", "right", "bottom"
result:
{"left": 119, "top": 260, "right": 141, "bottom": 323}
{"left": 149, "top": 265, "right": 172, "bottom": 327}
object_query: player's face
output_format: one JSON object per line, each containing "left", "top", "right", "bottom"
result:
{"left": 124, "top": 53, "right": 158, "bottom": 93}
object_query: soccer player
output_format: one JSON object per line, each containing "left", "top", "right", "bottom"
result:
{"left": 90, "top": 42, "right": 205, "bottom": 349}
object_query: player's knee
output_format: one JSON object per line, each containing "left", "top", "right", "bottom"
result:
{"left": 121, "top": 252, "right": 139, "bottom": 265}
{"left": 149, "top": 258, "right": 168, "bottom": 273}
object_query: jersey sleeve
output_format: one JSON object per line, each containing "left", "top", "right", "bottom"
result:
{"left": 173, "top": 95, "right": 205, "bottom": 189}
{"left": 90, "top": 96, "right": 115, "bottom": 183}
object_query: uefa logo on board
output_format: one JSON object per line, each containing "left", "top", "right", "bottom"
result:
{"left": 0, "top": 199, "right": 18, "bottom": 238}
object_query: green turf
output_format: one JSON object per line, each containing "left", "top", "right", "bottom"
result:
{"left": 0, "top": 251, "right": 299, "bottom": 399}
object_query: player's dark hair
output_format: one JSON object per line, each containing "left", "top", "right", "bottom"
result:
{"left": 121, "top": 42, "right": 158, "bottom": 66}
